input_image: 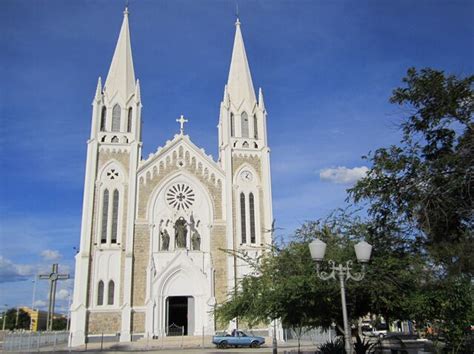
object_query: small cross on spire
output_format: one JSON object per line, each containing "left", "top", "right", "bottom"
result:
{"left": 176, "top": 114, "right": 188, "bottom": 135}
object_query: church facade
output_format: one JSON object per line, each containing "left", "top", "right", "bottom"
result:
{"left": 70, "top": 8, "right": 273, "bottom": 346}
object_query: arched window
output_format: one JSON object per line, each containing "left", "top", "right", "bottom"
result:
{"left": 240, "top": 193, "right": 246, "bottom": 243}
{"left": 127, "top": 107, "right": 133, "bottom": 133}
{"left": 97, "top": 281, "right": 104, "bottom": 306}
{"left": 253, "top": 115, "right": 258, "bottom": 139}
{"left": 230, "top": 113, "right": 235, "bottom": 137}
{"left": 249, "top": 193, "right": 256, "bottom": 243}
{"left": 111, "top": 190, "right": 119, "bottom": 244}
{"left": 100, "top": 106, "right": 107, "bottom": 131}
{"left": 241, "top": 112, "right": 249, "bottom": 138}
{"left": 101, "top": 189, "right": 109, "bottom": 244}
{"left": 112, "top": 104, "right": 121, "bottom": 132}
{"left": 107, "top": 280, "right": 115, "bottom": 305}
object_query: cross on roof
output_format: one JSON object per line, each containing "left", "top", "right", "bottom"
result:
{"left": 176, "top": 114, "right": 188, "bottom": 135}
{"left": 39, "top": 264, "right": 70, "bottom": 331}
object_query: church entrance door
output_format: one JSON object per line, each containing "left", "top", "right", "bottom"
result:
{"left": 166, "top": 296, "right": 194, "bottom": 336}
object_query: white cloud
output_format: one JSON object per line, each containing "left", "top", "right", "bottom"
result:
{"left": 41, "top": 250, "right": 61, "bottom": 261}
{"left": 319, "top": 166, "right": 369, "bottom": 184}
{"left": 34, "top": 300, "right": 47, "bottom": 308}
{"left": 0, "top": 256, "right": 35, "bottom": 283}
{"left": 57, "top": 289, "right": 70, "bottom": 301}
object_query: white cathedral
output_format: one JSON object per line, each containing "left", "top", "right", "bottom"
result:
{"left": 70, "top": 8, "right": 273, "bottom": 346}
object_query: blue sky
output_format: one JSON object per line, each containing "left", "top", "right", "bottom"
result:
{"left": 1, "top": 0, "right": 473, "bottom": 312}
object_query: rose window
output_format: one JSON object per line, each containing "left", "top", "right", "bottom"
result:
{"left": 166, "top": 184, "right": 195, "bottom": 210}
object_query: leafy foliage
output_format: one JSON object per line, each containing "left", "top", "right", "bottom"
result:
{"left": 0, "top": 308, "right": 30, "bottom": 330}
{"left": 353, "top": 334, "right": 375, "bottom": 354}
{"left": 349, "top": 68, "right": 473, "bottom": 277}
{"left": 348, "top": 68, "right": 474, "bottom": 352}
{"left": 216, "top": 68, "right": 473, "bottom": 353}
{"left": 319, "top": 337, "right": 346, "bottom": 354}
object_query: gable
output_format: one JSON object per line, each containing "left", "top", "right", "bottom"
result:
{"left": 136, "top": 135, "right": 225, "bottom": 221}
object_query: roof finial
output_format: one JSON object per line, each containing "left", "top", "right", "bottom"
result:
{"left": 235, "top": 2, "right": 240, "bottom": 26}
{"left": 176, "top": 114, "right": 189, "bottom": 135}
{"left": 124, "top": 0, "right": 129, "bottom": 15}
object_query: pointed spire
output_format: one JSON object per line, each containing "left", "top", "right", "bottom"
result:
{"left": 227, "top": 18, "right": 256, "bottom": 107}
{"left": 94, "top": 77, "right": 102, "bottom": 101}
{"left": 104, "top": 7, "right": 136, "bottom": 101}
{"left": 258, "top": 87, "right": 265, "bottom": 111}
{"left": 135, "top": 79, "right": 141, "bottom": 102}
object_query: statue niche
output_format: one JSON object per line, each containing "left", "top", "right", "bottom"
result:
{"left": 191, "top": 229, "right": 201, "bottom": 251}
{"left": 174, "top": 217, "right": 187, "bottom": 248}
{"left": 160, "top": 229, "right": 170, "bottom": 251}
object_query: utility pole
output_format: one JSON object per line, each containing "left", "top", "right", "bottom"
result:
{"left": 15, "top": 307, "right": 19, "bottom": 329}
{"left": 264, "top": 219, "right": 281, "bottom": 354}
{"left": 2, "top": 304, "right": 8, "bottom": 331}
{"left": 30, "top": 275, "right": 37, "bottom": 330}
{"left": 39, "top": 264, "right": 70, "bottom": 331}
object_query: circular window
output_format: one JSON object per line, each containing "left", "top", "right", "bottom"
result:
{"left": 166, "top": 183, "right": 195, "bottom": 210}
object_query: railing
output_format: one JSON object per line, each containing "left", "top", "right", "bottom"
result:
{"left": 3, "top": 331, "right": 69, "bottom": 352}
{"left": 166, "top": 323, "right": 184, "bottom": 337}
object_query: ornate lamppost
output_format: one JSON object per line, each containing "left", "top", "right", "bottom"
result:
{"left": 308, "top": 239, "right": 372, "bottom": 354}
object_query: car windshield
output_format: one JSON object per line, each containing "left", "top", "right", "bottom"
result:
{"left": 238, "top": 331, "right": 248, "bottom": 337}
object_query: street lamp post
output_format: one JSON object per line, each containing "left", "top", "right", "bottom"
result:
{"left": 308, "top": 239, "right": 372, "bottom": 354}
{"left": 2, "top": 304, "right": 8, "bottom": 331}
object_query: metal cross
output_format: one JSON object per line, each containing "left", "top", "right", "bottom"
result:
{"left": 176, "top": 114, "right": 188, "bottom": 135}
{"left": 39, "top": 264, "right": 70, "bottom": 331}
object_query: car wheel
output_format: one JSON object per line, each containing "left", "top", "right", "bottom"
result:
{"left": 218, "top": 340, "right": 228, "bottom": 349}
{"left": 250, "top": 341, "right": 260, "bottom": 348}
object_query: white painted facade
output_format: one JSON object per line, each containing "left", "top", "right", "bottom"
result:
{"left": 70, "top": 8, "right": 273, "bottom": 346}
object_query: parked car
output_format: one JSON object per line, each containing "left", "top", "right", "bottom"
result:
{"left": 212, "top": 330, "right": 265, "bottom": 349}
{"left": 363, "top": 323, "right": 388, "bottom": 338}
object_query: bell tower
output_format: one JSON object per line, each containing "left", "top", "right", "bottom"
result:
{"left": 218, "top": 18, "right": 273, "bottom": 285}
{"left": 70, "top": 7, "right": 142, "bottom": 346}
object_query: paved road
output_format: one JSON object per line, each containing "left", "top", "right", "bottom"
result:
{"left": 9, "top": 344, "right": 317, "bottom": 353}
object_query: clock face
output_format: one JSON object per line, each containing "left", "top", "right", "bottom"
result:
{"left": 240, "top": 170, "right": 253, "bottom": 182}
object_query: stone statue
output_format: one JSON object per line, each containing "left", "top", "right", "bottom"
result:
{"left": 174, "top": 217, "right": 187, "bottom": 248}
{"left": 191, "top": 229, "right": 201, "bottom": 251}
{"left": 161, "top": 229, "right": 170, "bottom": 251}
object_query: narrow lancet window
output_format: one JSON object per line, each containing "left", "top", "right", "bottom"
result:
{"left": 111, "top": 189, "right": 119, "bottom": 244}
{"left": 249, "top": 193, "right": 256, "bottom": 243}
{"left": 240, "top": 193, "right": 247, "bottom": 243}
{"left": 100, "top": 106, "right": 107, "bottom": 131}
{"left": 253, "top": 115, "right": 258, "bottom": 139}
{"left": 97, "top": 281, "right": 104, "bottom": 306}
{"left": 127, "top": 107, "right": 133, "bottom": 133}
{"left": 230, "top": 113, "right": 235, "bottom": 137}
{"left": 101, "top": 189, "right": 109, "bottom": 244}
{"left": 108, "top": 280, "right": 115, "bottom": 305}
{"left": 112, "top": 104, "right": 121, "bottom": 132}
{"left": 241, "top": 112, "right": 249, "bottom": 138}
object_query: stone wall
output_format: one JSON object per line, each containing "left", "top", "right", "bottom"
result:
{"left": 131, "top": 224, "right": 149, "bottom": 306}
{"left": 88, "top": 312, "right": 121, "bottom": 334}
{"left": 210, "top": 224, "right": 228, "bottom": 303}
{"left": 137, "top": 146, "right": 223, "bottom": 221}
{"left": 131, "top": 311, "right": 145, "bottom": 333}
{"left": 98, "top": 148, "right": 130, "bottom": 173}
{"left": 232, "top": 154, "right": 262, "bottom": 180}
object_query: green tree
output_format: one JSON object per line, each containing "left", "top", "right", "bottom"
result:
{"left": 217, "top": 211, "right": 419, "bottom": 336}
{"left": 349, "top": 68, "right": 473, "bottom": 277}
{"left": 52, "top": 316, "right": 68, "bottom": 331}
{"left": 0, "top": 308, "right": 30, "bottom": 330}
{"left": 349, "top": 68, "right": 474, "bottom": 352}
{"left": 217, "top": 68, "right": 473, "bottom": 353}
